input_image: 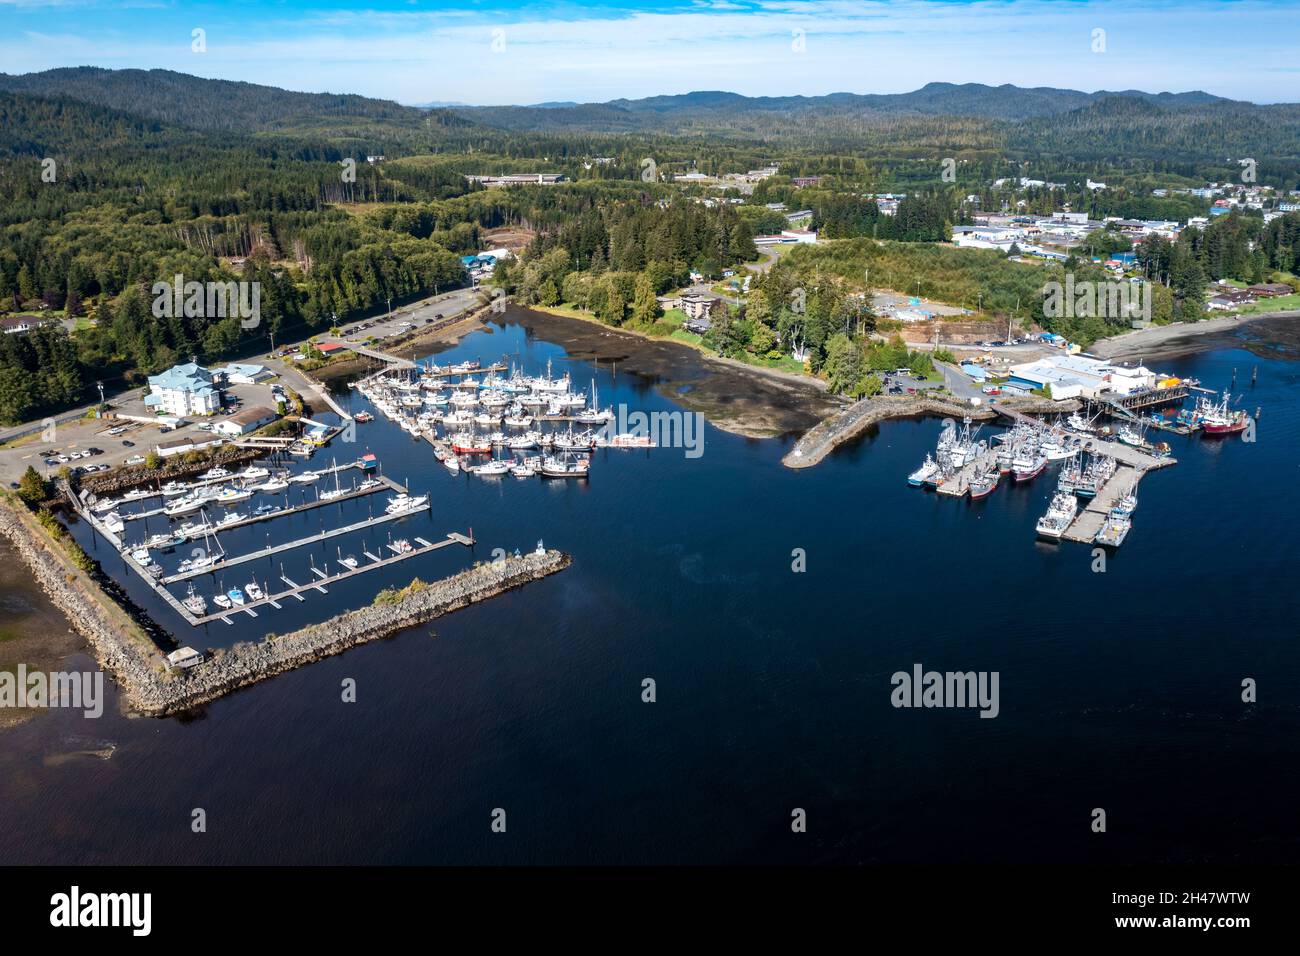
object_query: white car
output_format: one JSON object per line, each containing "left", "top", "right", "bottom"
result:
{"left": 125, "top": 455, "right": 145, "bottom": 466}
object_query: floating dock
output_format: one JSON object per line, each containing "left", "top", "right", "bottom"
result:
{"left": 155, "top": 499, "right": 433, "bottom": 584}
{"left": 1062, "top": 464, "right": 1142, "bottom": 544}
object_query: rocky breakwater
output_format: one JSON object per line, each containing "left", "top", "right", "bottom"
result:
{"left": 0, "top": 493, "right": 570, "bottom": 716}
{"left": 783, "top": 394, "right": 1076, "bottom": 469}
{"left": 138, "top": 548, "right": 572, "bottom": 716}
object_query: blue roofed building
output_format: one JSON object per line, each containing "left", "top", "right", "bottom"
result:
{"left": 144, "top": 362, "right": 221, "bottom": 416}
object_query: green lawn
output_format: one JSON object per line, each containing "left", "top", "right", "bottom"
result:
{"left": 1237, "top": 292, "right": 1300, "bottom": 314}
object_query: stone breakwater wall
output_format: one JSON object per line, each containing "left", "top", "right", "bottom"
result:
{"left": 0, "top": 496, "right": 167, "bottom": 701}
{"left": 0, "top": 494, "right": 570, "bottom": 716}
{"left": 783, "top": 395, "right": 1076, "bottom": 469}
{"left": 79, "top": 445, "right": 267, "bottom": 498}
{"left": 144, "top": 549, "right": 571, "bottom": 716}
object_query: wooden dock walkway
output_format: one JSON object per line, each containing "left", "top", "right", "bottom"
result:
{"left": 993, "top": 405, "right": 1176, "bottom": 470}
{"left": 158, "top": 499, "right": 432, "bottom": 584}
{"left": 186, "top": 532, "right": 472, "bottom": 626}
{"left": 936, "top": 446, "right": 998, "bottom": 497}
{"left": 1062, "top": 465, "right": 1141, "bottom": 544}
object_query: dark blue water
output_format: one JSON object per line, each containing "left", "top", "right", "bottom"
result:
{"left": 2, "top": 314, "right": 1297, "bottom": 864}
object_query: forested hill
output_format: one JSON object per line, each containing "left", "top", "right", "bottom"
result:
{"left": 0, "top": 67, "right": 474, "bottom": 138}
{"left": 460, "top": 82, "right": 1241, "bottom": 130}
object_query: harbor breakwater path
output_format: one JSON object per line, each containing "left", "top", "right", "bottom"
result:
{"left": 0, "top": 496, "right": 569, "bottom": 716}
{"left": 783, "top": 395, "right": 1075, "bottom": 469}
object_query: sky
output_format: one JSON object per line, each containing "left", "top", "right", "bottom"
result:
{"left": 1, "top": 0, "right": 1297, "bottom": 106}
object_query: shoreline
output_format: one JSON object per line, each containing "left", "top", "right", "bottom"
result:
{"left": 1089, "top": 310, "right": 1299, "bottom": 361}
{"left": 510, "top": 305, "right": 843, "bottom": 439}
{"left": 0, "top": 493, "right": 569, "bottom": 718}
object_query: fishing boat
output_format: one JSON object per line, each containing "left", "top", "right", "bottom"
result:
{"left": 507, "top": 432, "right": 540, "bottom": 450}
{"left": 1035, "top": 492, "right": 1078, "bottom": 539}
{"left": 908, "top": 454, "right": 942, "bottom": 488}
{"left": 1095, "top": 513, "right": 1132, "bottom": 548}
{"left": 1111, "top": 483, "right": 1139, "bottom": 518}
{"left": 450, "top": 433, "right": 491, "bottom": 454}
{"left": 553, "top": 429, "right": 596, "bottom": 452}
{"left": 968, "top": 464, "right": 1001, "bottom": 499}
{"left": 1117, "top": 423, "right": 1145, "bottom": 447}
{"left": 226, "top": 586, "right": 246, "bottom": 606}
{"left": 182, "top": 583, "right": 207, "bottom": 616}
{"left": 510, "top": 460, "right": 537, "bottom": 478}
{"left": 1197, "top": 393, "right": 1250, "bottom": 436}
{"left": 1057, "top": 453, "right": 1083, "bottom": 494}
{"left": 609, "top": 433, "right": 656, "bottom": 448}
{"left": 540, "top": 453, "right": 591, "bottom": 479}
{"left": 1012, "top": 446, "right": 1047, "bottom": 482}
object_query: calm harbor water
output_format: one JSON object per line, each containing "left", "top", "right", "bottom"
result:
{"left": 1, "top": 312, "right": 1298, "bottom": 864}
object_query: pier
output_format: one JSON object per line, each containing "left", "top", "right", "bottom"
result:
{"left": 1062, "top": 465, "right": 1142, "bottom": 544}
{"left": 188, "top": 532, "right": 473, "bottom": 627}
{"left": 993, "top": 405, "right": 1176, "bottom": 470}
{"left": 155, "top": 499, "right": 434, "bottom": 583}
{"left": 937, "top": 446, "right": 998, "bottom": 496}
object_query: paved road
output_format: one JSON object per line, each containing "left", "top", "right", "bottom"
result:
{"left": 0, "top": 285, "right": 487, "bottom": 483}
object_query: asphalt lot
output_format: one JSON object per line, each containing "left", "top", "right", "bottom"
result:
{"left": 0, "top": 285, "right": 488, "bottom": 487}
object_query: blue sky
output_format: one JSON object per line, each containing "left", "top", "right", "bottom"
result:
{"left": 1, "top": 0, "right": 1296, "bottom": 106}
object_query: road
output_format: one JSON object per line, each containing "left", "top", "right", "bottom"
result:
{"left": 0, "top": 284, "right": 487, "bottom": 484}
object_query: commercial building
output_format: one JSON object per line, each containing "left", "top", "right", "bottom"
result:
{"left": 213, "top": 405, "right": 280, "bottom": 437}
{"left": 145, "top": 363, "right": 221, "bottom": 416}
{"left": 1006, "top": 355, "right": 1158, "bottom": 400}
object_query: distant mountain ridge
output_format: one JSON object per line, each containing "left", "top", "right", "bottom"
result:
{"left": 460, "top": 82, "right": 1242, "bottom": 127}
{"left": 0, "top": 67, "right": 473, "bottom": 135}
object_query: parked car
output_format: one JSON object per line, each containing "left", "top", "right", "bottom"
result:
{"left": 125, "top": 455, "right": 146, "bottom": 465}
{"left": 122, "top": 440, "right": 135, "bottom": 447}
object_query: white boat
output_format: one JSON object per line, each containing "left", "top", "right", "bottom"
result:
{"left": 199, "top": 466, "right": 230, "bottom": 480}
{"left": 216, "top": 511, "right": 246, "bottom": 528}
{"left": 1095, "top": 513, "right": 1132, "bottom": 548}
{"left": 212, "top": 592, "right": 232, "bottom": 610}
{"left": 1111, "top": 483, "right": 1139, "bottom": 518}
{"left": 161, "top": 481, "right": 189, "bottom": 497}
{"left": 256, "top": 477, "right": 289, "bottom": 493}
{"left": 214, "top": 486, "right": 253, "bottom": 504}
{"left": 471, "top": 459, "right": 511, "bottom": 477}
{"left": 444, "top": 455, "right": 461, "bottom": 474}
{"left": 385, "top": 493, "right": 429, "bottom": 514}
{"left": 389, "top": 538, "right": 414, "bottom": 554}
{"left": 319, "top": 486, "right": 348, "bottom": 501}
{"left": 337, "top": 549, "right": 359, "bottom": 570}
{"left": 131, "top": 547, "right": 151, "bottom": 564}
{"left": 245, "top": 581, "right": 264, "bottom": 601}
{"left": 182, "top": 583, "right": 207, "bottom": 616}
{"left": 93, "top": 497, "right": 122, "bottom": 514}
{"left": 238, "top": 466, "right": 270, "bottom": 481}
{"left": 358, "top": 477, "right": 383, "bottom": 491}
{"left": 609, "top": 433, "right": 655, "bottom": 449}
{"left": 510, "top": 461, "right": 536, "bottom": 478}
{"left": 164, "top": 497, "right": 205, "bottom": 517}
{"left": 122, "top": 487, "right": 154, "bottom": 502}
{"left": 540, "top": 454, "right": 591, "bottom": 479}
{"left": 1035, "top": 491, "right": 1078, "bottom": 539}
{"left": 908, "top": 454, "right": 942, "bottom": 488}
{"left": 290, "top": 471, "right": 320, "bottom": 484}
